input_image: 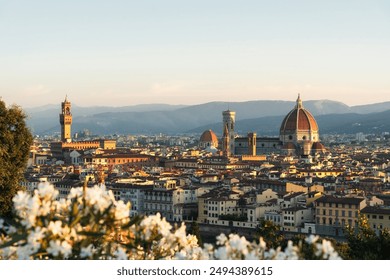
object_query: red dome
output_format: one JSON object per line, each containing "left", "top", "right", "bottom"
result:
{"left": 312, "top": 142, "right": 325, "bottom": 150}
{"left": 280, "top": 96, "right": 318, "bottom": 133}
{"left": 200, "top": 130, "right": 218, "bottom": 143}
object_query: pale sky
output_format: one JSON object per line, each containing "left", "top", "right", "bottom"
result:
{"left": 0, "top": 0, "right": 389, "bottom": 108}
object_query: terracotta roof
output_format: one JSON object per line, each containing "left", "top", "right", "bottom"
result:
{"left": 312, "top": 142, "right": 325, "bottom": 150}
{"left": 200, "top": 129, "right": 218, "bottom": 143}
{"left": 316, "top": 195, "right": 364, "bottom": 205}
{"left": 280, "top": 96, "right": 318, "bottom": 133}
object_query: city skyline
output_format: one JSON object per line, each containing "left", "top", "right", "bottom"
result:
{"left": 1, "top": 0, "right": 389, "bottom": 107}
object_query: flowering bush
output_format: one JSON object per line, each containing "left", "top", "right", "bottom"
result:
{"left": 0, "top": 183, "right": 341, "bottom": 260}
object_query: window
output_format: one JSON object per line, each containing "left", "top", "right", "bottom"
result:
{"left": 379, "top": 216, "right": 384, "bottom": 220}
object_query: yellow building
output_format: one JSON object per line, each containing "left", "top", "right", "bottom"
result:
{"left": 361, "top": 206, "right": 390, "bottom": 234}
{"left": 315, "top": 196, "right": 366, "bottom": 237}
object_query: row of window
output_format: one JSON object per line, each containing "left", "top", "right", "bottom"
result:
{"left": 144, "top": 204, "right": 172, "bottom": 211}
{"left": 284, "top": 216, "right": 304, "bottom": 221}
{"left": 207, "top": 201, "right": 225, "bottom": 205}
{"left": 317, "top": 209, "right": 358, "bottom": 218}
{"left": 208, "top": 206, "right": 223, "bottom": 211}
{"left": 317, "top": 217, "right": 355, "bottom": 226}
{"left": 208, "top": 213, "right": 218, "bottom": 218}
{"left": 366, "top": 214, "right": 389, "bottom": 220}
{"left": 317, "top": 202, "right": 357, "bottom": 209}
{"left": 265, "top": 216, "right": 281, "bottom": 222}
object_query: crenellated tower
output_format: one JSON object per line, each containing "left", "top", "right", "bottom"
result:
{"left": 60, "top": 95, "right": 72, "bottom": 143}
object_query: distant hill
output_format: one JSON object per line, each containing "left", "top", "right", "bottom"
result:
{"left": 351, "top": 101, "right": 390, "bottom": 114}
{"left": 190, "top": 110, "right": 390, "bottom": 136}
{"left": 24, "top": 99, "right": 390, "bottom": 135}
{"left": 25, "top": 103, "right": 187, "bottom": 134}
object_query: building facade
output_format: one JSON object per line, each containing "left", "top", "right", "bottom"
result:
{"left": 315, "top": 196, "right": 367, "bottom": 237}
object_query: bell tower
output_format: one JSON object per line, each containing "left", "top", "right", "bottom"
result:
{"left": 60, "top": 95, "right": 72, "bottom": 143}
{"left": 222, "top": 109, "right": 235, "bottom": 156}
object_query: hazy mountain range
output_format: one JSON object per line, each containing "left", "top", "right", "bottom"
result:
{"left": 24, "top": 100, "right": 390, "bottom": 136}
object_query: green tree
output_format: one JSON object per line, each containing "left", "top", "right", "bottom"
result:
{"left": 188, "top": 221, "right": 203, "bottom": 246}
{"left": 344, "top": 215, "right": 390, "bottom": 259}
{"left": 256, "top": 219, "right": 285, "bottom": 249}
{"left": 0, "top": 100, "right": 33, "bottom": 217}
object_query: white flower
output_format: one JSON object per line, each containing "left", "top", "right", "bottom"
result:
{"left": 80, "top": 244, "right": 94, "bottom": 258}
{"left": 39, "top": 200, "right": 52, "bottom": 216}
{"left": 16, "top": 245, "right": 35, "bottom": 260}
{"left": 68, "top": 187, "right": 83, "bottom": 199}
{"left": 7, "top": 226, "right": 17, "bottom": 234}
{"left": 48, "top": 221, "right": 63, "bottom": 236}
{"left": 114, "top": 247, "right": 128, "bottom": 260}
{"left": 275, "top": 251, "right": 287, "bottom": 260}
{"left": 37, "top": 182, "right": 58, "bottom": 200}
{"left": 47, "top": 240, "right": 72, "bottom": 258}
{"left": 216, "top": 234, "right": 228, "bottom": 245}
{"left": 316, "top": 239, "right": 341, "bottom": 260}
{"left": 214, "top": 246, "right": 229, "bottom": 260}
{"left": 114, "top": 200, "right": 130, "bottom": 220}
{"left": 245, "top": 251, "right": 259, "bottom": 260}
{"left": 12, "top": 191, "right": 30, "bottom": 211}
{"left": 53, "top": 198, "right": 70, "bottom": 213}
{"left": 264, "top": 248, "right": 277, "bottom": 259}
{"left": 85, "top": 186, "right": 103, "bottom": 205}
{"left": 14, "top": 194, "right": 40, "bottom": 229}
{"left": 258, "top": 237, "right": 267, "bottom": 250}
{"left": 283, "top": 241, "right": 298, "bottom": 260}
{"left": 0, "top": 246, "right": 17, "bottom": 259}
{"left": 305, "top": 235, "right": 319, "bottom": 245}
{"left": 140, "top": 213, "right": 172, "bottom": 240}
{"left": 228, "top": 234, "right": 249, "bottom": 255}
{"left": 27, "top": 227, "right": 46, "bottom": 251}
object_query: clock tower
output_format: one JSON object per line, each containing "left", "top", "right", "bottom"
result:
{"left": 60, "top": 95, "right": 72, "bottom": 142}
